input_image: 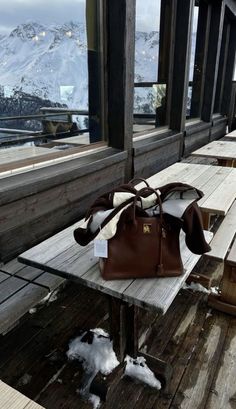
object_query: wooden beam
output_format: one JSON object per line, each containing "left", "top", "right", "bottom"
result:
{"left": 107, "top": 0, "right": 135, "bottom": 180}
{"left": 201, "top": 1, "right": 225, "bottom": 122}
{"left": 158, "top": 0, "right": 174, "bottom": 83}
{"left": 169, "top": 0, "right": 195, "bottom": 132}
{"left": 214, "top": 19, "right": 230, "bottom": 113}
{"left": 86, "top": 0, "right": 102, "bottom": 142}
{"left": 191, "top": 0, "right": 212, "bottom": 118}
{"left": 157, "top": 0, "right": 177, "bottom": 127}
{"left": 221, "top": 21, "right": 236, "bottom": 115}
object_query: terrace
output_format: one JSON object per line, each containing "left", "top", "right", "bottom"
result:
{"left": 0, "top": 0, "right": 236, "bottom": 408}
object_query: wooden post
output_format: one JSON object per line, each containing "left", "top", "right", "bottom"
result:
{"left": 157, "top": 0, "right": 177, "bottom": 127}
{"left": 221, "top": 22, "right": 236, "bottom": 116}
{"left": 213, "top": 20, "right": 230, "bottom": 114}
{"left": 169, "top": 0, "right": 195, "bottom": 133}
{"left": 107, "top": 0, "right": 136, "bottom": 181}
{"left": 191, "top": 0, "right": 212, "bottom": 118}
{"left": 86, "top": 0, "right": 102, "bottom": 142}
{"left": 201, "top": 1, "right": 225, "bottom": 123}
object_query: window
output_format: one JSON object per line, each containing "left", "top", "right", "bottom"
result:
{"left": 0, "top": 0, "right": 104, "bottom": 176}
{"left": 187, "top": 3, "right": 199, "bottom": 118}
{"left": 134, "top": 0, "right": 169, "bottom": 134}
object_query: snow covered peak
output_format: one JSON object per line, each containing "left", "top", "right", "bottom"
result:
{"left": 9, "top": 22, "right": 46, "bottom": 40}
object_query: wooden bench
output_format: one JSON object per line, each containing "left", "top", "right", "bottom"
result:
{"left": 0, "top": 259, "right": 65, "bottom": 335}
{"left": 206, "top": 200, "right": 236, "bottom": 314}
{"left": 18, "top": 220, "right": 212, "bottom": 398}
{"left": 0, "top": 380, "right": 45, "bottom": 409}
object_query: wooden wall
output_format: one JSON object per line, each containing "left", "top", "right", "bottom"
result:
{"left": 0, "top": 149, "right": 126, "bottom": 262}
{"left": 0, "top": 0, "right": 235, "bottom": 262}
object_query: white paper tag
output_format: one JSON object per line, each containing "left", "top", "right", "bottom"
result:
{"left": 94, "top": 239, "right": 108, "bottom": 258}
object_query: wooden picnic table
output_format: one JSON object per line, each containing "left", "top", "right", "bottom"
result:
{"left": 224, "top": 130, "right": 236, "bottom": 140}
{"left": 18, "top": 162, "right": 219, "bottom": 396}
{"left": 191, "top": 140, "right": 236, "bottom": 167}
{"left": 145, "top": 162, "right": 236, "bottom": 229}
{"left": 18, "top": 219, "right": 212, "bottom": 395}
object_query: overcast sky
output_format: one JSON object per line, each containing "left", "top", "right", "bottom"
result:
{"left": 0, "top": 0, "right": 86, "bottom": 34}
{"left": 0, "top": 0, "right": 198, "bottom": 35}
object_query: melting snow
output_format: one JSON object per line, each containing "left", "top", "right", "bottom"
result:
{"left": 124, "top": 355, "right": 161, "bottom": 390}
{"left": 67, "top": 328, "right": 162, "bottom": 407}
{"left": 67, "top": 328, "right": 119, "bottom": 408}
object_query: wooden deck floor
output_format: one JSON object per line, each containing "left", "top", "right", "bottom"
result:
{"left": 0, "top": 255, "right": 235, "bottom": 409}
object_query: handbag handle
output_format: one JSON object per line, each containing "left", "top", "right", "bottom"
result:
{"left": 128, "top": 178, "right": 150, "bottom": 187}
{"left": 132, "top": 187, "right": 163, "bottom": 224}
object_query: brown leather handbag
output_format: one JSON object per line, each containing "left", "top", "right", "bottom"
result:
{"left": 100, "top": 187, "right": 184, "bottom": 280}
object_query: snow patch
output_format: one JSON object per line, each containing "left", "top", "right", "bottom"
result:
{"left": 124, "top": 356, "right": 161, "bottom": 390}
{"left": 67, "top": 328, "right": 119, "bottom": 374}
{"left": 206, "top": 309, "right": 213, "bottom": 319}
{"left": 40, "top": 290, "right": 59, "bottom": 305}
{"left": 182, "top": 282, "right": 209, "bottom": 294}
{"left": 67, "top": 328, "right": 119, "bottom": 409}
{"left": 29, "top": 307, "right": 37, "bottom": 314}
{"left": 210, "top": 286, "right": 219, "bottom": 295}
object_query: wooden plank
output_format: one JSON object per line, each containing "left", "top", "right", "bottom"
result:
{"left": 34, "top": 273, "right": 65, "bottom": 291}
{"left": 18, "top": 220, "right": 83, "bottom": 267}
{"left": 226, "top": 130, "right": 236, "bottom": 139}
{"left": 0, "top": 284, "right": 48, "bottom": 335}
{"left": 0, "top": 156, "right": 125, "bottom": 235}
{"left": 0, "top": 166, "right": 125, "bottom": 262}
{"left": 171, "top": 313, "right": 229, "bottom": 409}
{"left": 2, "top": 259, "right": 43, "bottom": 281}
{"left": 0, "top": 271, "right": 10, "bottom": 283}
{"left": 0, "top": 277, "right": 27, "bottom": 304}
{"left": 0, "top": 148, "right": 126, "bottom": 206}
{"left": 146, "top": 162, "right": 212, "bottom": 187}
{"left": 205, "top": 319, "right": 236, "bottom": 409}
{"left": 227, "top": 237, "right": 236, "bottom": 266}
{"left": 199, "top": 168, "right": 236, "bottom": 214}
{"left": 2, "top": 258, "right": 28, "bottom": 274}
{"left": 207, "top": 200, "right": 236, "bottom": 261}
{"left": 192, "top": 140, "right": 236, "bottom": 161}
{"left": 0, "top": 380, "right": 44, "bottom": 409}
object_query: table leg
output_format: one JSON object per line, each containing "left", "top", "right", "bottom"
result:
{"left": 201, "top": 211, "right": 211, "bottom": 230}
{"left": 208, "top": 264, "right": 236, "bottom": 315}
{"left": 217, "top": 158, "right": 234, "bottom": 167}
{"left": 90, "top": 297, "right": 172, "bottom": 401}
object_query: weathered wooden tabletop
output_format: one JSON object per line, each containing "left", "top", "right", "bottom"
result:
{"left": 145, "top": 162, "right": 236, "bottom": 216}
{"left": 18, "top": 216, "right": 212, "bottom": 315}
{"left": 224, "top": 130, "right": 236, "bottom": 140}
{"left": 191, "top": 140, "right": 236, "bottom": 161}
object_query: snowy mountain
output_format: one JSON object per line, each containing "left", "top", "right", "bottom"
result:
{"left": 0, "top": 21, "right": 196, "bottom": 120}
{"left": 0, "top": 21, "right": 88, "bottom": 110}
{"left": 0, "top": 22, "right": 160, "bottom": 114}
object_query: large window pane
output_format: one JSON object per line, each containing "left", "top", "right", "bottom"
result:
{"left": 187, "top": 4, "right": 199, "bottom": 118}
{"left": 0, "top": 0, "right": 103, "bottom": 174}
{"left": 134, "top": 0, "right": 169, "bottom": 133}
